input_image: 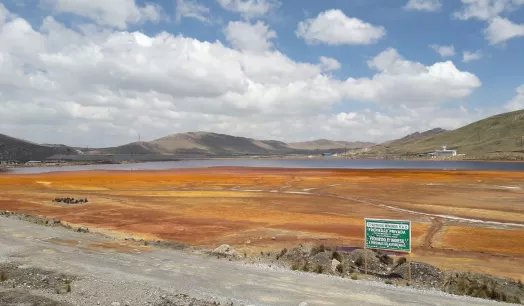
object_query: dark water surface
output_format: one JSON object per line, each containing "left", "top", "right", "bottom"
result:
{"left": 6, "top": 159, "right": 524, "bottom": 174}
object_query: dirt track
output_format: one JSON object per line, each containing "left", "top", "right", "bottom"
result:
{"left": 0, "top": 167, "right": 523, "bottom": 280}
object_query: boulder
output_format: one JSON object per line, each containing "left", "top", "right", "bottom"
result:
{"left": 331, "top": 258, "right": 341, "bottom": 273}
{"left": 212, "top": 244, "right": 237, "bottom": 257}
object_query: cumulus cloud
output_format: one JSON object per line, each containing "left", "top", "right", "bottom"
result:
{"left": 224, "top": 21, "right": 276, "bottom": 52}
{"left": 483, "top": 16, "right": 524, "bottom": 44}
{"left": 216, "top": 0, "right": 280, "bottom": 19}
{"left": 319, "top": 56, "right": 341, "bottom": 72}
{"left": 296, "top": 9, "right": 386, "bottom": 45}
{"left": 0, "top": 4, "right": 483, "bottom": 146}
{"left": 40, "top": 0, "right": 163, "bottom": 29}
{"left": 430, "top": 44, "right": 456, "bottom": 57}
{"left": 339, "top": 48, "right": 482, "bottom": 105}
{"left": 505, "top": 84, "right": 524, "bottom": 111}
{"left": 175, "top": 0, "right": 211, "bottom": 23}
{"left": 404, "top": 0, "right": 442, "bottom": 12}
{"left": 453, "top": 0, "right": 524, "bottom": 20}
{"left": 462, "top": 50, "right": 483, "bottom": 62}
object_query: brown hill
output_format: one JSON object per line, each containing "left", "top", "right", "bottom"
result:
{"left": 0, "top": 134, "right": 77, "bottom": 161}
{"left": 94, "top": 132, "right": 374, "bottom": 156}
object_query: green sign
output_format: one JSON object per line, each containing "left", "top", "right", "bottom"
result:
{"left": 365, "top": 218, "right": 411, "bottom": 253}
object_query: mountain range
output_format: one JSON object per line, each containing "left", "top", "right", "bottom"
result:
{"left": 2, "top": 109, "right": 524, "bottom": 161}
{"left": 1, "top": 131, "right": 374, "bottom": 161}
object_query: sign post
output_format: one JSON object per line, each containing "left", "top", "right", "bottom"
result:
{"left": 364, "top": 218, "right": 412, "bottom": 279}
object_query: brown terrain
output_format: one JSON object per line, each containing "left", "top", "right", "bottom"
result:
{"left": 0, "top": 167, "right": 523, "bottom": 281}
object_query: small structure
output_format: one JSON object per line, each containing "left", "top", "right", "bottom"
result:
{"left": 26, "top": 160, "right": 42, "bottom": 164}
{"left": 322, "top": 153, "right": 333, "bottom": 157}
{"left": 432, "top": 146, "right": 457, "bottom": 157}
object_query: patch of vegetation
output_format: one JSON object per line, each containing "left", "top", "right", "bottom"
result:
{"left": 377, "top": 252, "right": 393, "bottom": 265}
{"left": 314, "top": 265, "right": 323, "bottom": 274}
{"left": 291, "top": 262, "right": 300, "bottom": 271}
{"left": 301, "top": 262, "right": 309, "bottom": 272}
{"left": 0, "top": 271, "right": 7, "bottom": 282}
{"left": 351, "top": 274, "right": 358, "bottom": 280}
{"left": 446, "top": 275, "right": 522, "bottom": 304}
{"left": 396, "top": 257, "right": 407, "bottom": 266}
{"left": 354, "top": 256, "right": 364, "bottom": 267}
{"left": 332, "top": 251, "right": 342, "bottom": 262}
{"left": 336, "top": 263, "right": 344, "bottom": 274}
{"left": 276, "top": 248, "right": 288, "bottom": 260}
{"left": 310, "top": 244, "right": 326, "bottom": 256}
{"left": 385, "top": 280, "right": 393, "bottom": 285}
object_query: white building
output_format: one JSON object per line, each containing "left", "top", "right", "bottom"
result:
{"left": 433, "top": 146, "right": 457, "bottom": 157}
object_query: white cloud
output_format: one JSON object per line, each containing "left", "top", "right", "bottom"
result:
{"left": 404, "top": 0, "right": 442, "bottom": 12}
{"left": 224, "top": 21, "right": 276, "bottom": 52}
{"left": 296, "top": 9, "right": 386, "bottom": 45}
{"left": 453, "top": 0, "right": 524, "bottom": 20}
{"left": 462, "top": 50, "right": 483, "bottom": 62}
{"left": 319, "top": 56, "right": 341, "bottom": 72}
{"left": 0, "top": 4, "right": 484, "bottom": 146}
{"left": 340, "top": 48, "right": 482, "bottom": 105}
{"left": 175, "top": 0, "right": 211, "bottom": 23}
{"left": 484, "top": 16, "right": 524, "bottom": 44}
{"left": 505, "top": 84, "right": 524, "bottom": 111}
{"left": 216, "top": 0, "right": 280, "bottom": 19}
{"left": 40, "top": 0, "right": 163, "bottom": 29}
{"left": 430, "top": 44, "right": 456, "bottom": 57}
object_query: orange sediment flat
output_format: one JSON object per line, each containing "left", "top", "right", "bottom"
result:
{"left": 0, "top": 167, "right": 523, "bottom": 280}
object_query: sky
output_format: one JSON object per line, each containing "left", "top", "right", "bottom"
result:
{"left": 0, "top": 0, "right": 523, "bottom": 147}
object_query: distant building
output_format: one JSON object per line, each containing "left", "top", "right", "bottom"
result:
{"left": 322, "top": 153, "right": 333, "bottom": 157}
{"left": 432, "top": 146, "right": 457, "bottom": 157}
{"left": 26, "top": 160, "right": 42, "bottom": 164}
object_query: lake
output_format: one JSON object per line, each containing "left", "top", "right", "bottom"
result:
{"left": 6, "top": 158, "right": 524, "bottom": 174}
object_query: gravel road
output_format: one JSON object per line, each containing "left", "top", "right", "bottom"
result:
{"left": 0, "top": 217, "right": 514, "bottom": 306}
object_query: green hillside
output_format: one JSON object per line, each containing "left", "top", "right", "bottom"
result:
{"left": 369, "top": 109, "right": 524, "bottom": 157}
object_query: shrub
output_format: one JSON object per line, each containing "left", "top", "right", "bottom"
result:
{"left": 351, "top": 274, "right": 358, "bottom": 280}
{"left": 396, "top": 257, "right": 407, "bottom": 266}
{"left": 67, "top": 284, "right": 71, "bottom": 293}
{"left": 378, "top": 252, "right": 393, "bottom": 265}
{"left": 336, "top": 263, "right": 344, "bottom": 274}
{"left": 314, "top": 265, "right": 323, "bottom": 274}
{"left": 291, "top": 262, "right": 300, "bottom": 271}
{"left": 385, "top": 280, "right": 393, "bottom": 285}
{"left": 311, "top": 244, "right": 326, "bottom": 256}
{"left": 301, "top": 263, "right": 309, "bottom": 272}
{"left": 332, "top": 251, "right": 342, "bottom": 262}
{"left": 0, "top": 271, "right": 7, "bottom": 282}
{"left": 354, "top": 256, "right": 364, "bottom": 267}
{"left": 279, "top": 248, "right": 288, "bottom": 257}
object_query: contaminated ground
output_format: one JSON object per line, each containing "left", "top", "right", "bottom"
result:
{"left": 0, "top": 167, "right": 523, "bottom": 281}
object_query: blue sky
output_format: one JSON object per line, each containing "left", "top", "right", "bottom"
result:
{"left": 0, "top": 0, "right": 524, "bottom": 146}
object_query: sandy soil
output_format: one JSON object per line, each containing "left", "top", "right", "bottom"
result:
{"left": 0, "top": 167, "right": 523, "bottom": 280}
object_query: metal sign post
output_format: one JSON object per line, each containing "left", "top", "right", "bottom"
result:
{"left": 364, "top": 218, "right": 412, "bottom": 280}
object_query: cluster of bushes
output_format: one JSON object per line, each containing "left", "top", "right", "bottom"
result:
{"left": 445, "top": 274, "right": 521, "bottom": 304}
{"left": 53, "top": 197, "right": 88, "bottom": 204}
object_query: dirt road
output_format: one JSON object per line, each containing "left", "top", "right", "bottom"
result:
{"left": 0, "top": 217, "right": 509, "bottom": 306}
